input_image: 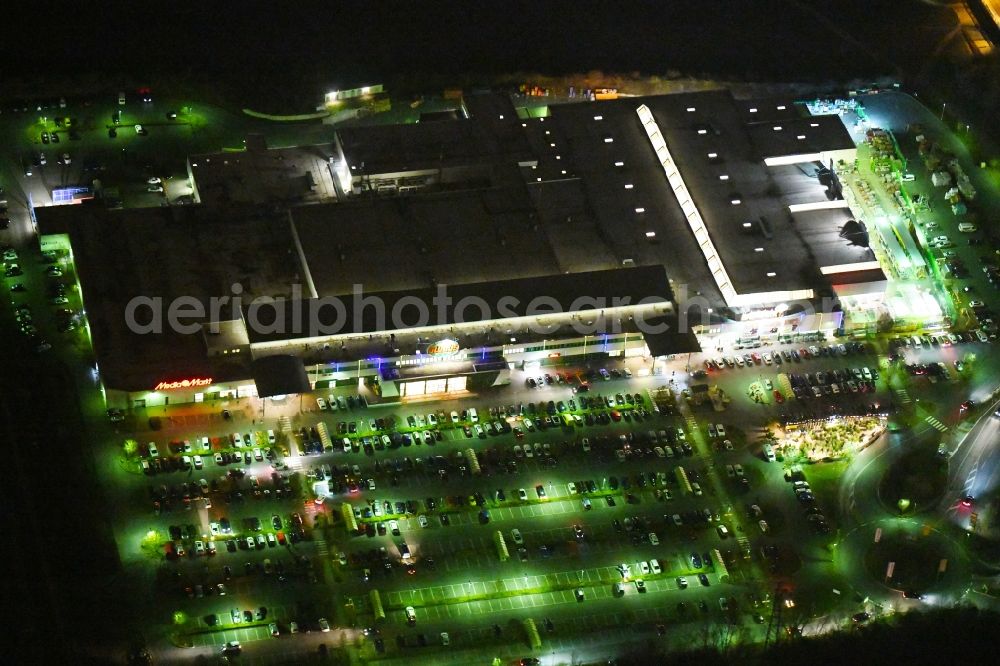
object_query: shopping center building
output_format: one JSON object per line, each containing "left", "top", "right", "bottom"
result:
{"left": 36, "top": 88, "right": 881, "bottom": 410}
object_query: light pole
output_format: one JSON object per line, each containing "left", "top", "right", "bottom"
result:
{"left": 940, "top": 103, "right": 946, "bottom": 120}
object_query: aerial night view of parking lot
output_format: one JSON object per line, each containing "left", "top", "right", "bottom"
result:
{"left": 7, "top": 2, "right": 1000, "bottom": 665}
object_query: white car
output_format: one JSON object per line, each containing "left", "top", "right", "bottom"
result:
{"left": 511, "top": 528, "right": 524, "bottom": 545}
{"left": 639, "top": 561, "right": 651, "bottom": 575}
{"left": 389, "top": 520, "right": 400, "bottom": 536}
{"left": 716, "top": 423, "right": 726, "bottom": 437}
{"left": 316, "top": 397, "right": 328, "bottom": 410}
{"left": 649, "top": 532, "right": 659, "bottom": 545}
{"left": 650, "top": 559, "right": 662, "bottom": 574}
{"left": 147, "top": 176, "right": 162, "bottom": 184}
{"left": 707, "top": 423, "right": 717, "bottom": 438}
{"left": 450, "top": 411, "right": 459, "bottom": 423}
{"left": 148, "top": 442, "right": 159, "bottom": 457}
{"left": 418, "top": 515, "right": 429, "bottom": 528}
{"left": 318, "top": 618, "right": 330, "bottom": 632}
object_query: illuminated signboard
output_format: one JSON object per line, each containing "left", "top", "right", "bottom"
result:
{"left": 154, "top": 378, "right": 213, "bottom": 391}
{"left": 427, "top": 339, "right": 460, "bottom": 356}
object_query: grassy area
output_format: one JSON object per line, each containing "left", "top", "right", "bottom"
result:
{"left": 800, "top": 459, "right": 849, "bottom": 511}
{"left": 878, "top": 440, "right": 947, "bottom": 510}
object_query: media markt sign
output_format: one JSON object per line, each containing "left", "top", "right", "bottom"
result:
{"left": 154, "top": 377, "right": 214, "bottom": 391}
{"left": 427, "top": 339, "right": 460, "bottom": 357}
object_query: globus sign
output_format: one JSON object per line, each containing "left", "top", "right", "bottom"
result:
{"left": 153, "top": 377, "right": 214, "bottom": 391}
{"left": 427, "top": 338, "right": 460, "bottom": 356}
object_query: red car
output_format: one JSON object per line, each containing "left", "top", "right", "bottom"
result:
{"left": 610, "top": 410, "right": 622, "bottom": 422}
{"left": 773, "top": 390, "right": 784, "bottom": 403}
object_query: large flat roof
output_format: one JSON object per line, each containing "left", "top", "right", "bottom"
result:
{"left": 247, "top": 265, "right": 672, "bottom": 344}
{"left": 746, "top": 115, "right": 855, "bottom": 161}
{"left": 190, "top": 138, "right": 339, "bottom": 205}
{"left": 335, "top": 94, "right": 533, "bottom": 176}
{"left": 36, "top": 203, "right": 300, "bottom": 391}
{"left": 792, "top": 207, "right": 877, "bottom": 269}
{"left": 290, "top": 185, "right": 621, "bottom": 297}
{"left": 540, "top": 89, "right": 857, "bottom": 303}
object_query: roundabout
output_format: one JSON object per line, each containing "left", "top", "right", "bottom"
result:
{"left": 836, "top": 518, "right": 973, "bottom": 604}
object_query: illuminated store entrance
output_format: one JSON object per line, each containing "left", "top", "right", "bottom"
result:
{"left": 399, "top": 375, "right": 468, "bottom": 398}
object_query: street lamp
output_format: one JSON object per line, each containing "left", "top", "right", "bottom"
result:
{"left": 940, "top": 103, "right": 946, "bottom": 120}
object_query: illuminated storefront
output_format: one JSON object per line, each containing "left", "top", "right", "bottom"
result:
{"left": 399, "top": 375, "right": 467, "bottom": 397}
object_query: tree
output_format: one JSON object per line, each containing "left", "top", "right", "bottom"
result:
{"left": 123, "top": 438, "right": 138, "bottom": 457}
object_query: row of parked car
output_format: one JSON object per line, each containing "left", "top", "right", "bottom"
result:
{"left": 704, "top": 342, "right": 869, "bottom": 372}
{"left": 787, "top": 367, "right": 878, "bottom": 399}
{"left": 316, "top": 393, "right": 368, "bottom": 411}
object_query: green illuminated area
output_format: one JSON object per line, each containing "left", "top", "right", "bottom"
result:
{"left": 7, "top": 82, "right": 1000, "bottom": 665}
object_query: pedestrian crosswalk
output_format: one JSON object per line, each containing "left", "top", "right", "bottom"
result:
{"left": 894, "top": 388, "right": 911, "bottom": 404}
{"left": 925, "top": 415, "right": 948, "bottom": 432}
{"left": 314, "top": 537, "right": 329, "bottom": 557}
{"left": 278, "top": 415, "right": 293, "bottom": 434}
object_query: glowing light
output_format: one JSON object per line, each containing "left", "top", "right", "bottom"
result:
{"left": 154, "top": 377, "right": 213, "bottom": 391}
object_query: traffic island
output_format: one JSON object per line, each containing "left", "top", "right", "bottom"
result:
{"left": 877, "top": 440, "right": 948, "bottom": 514}
{"left": 862, "top": 530, "right": 949, "bottom": 592}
